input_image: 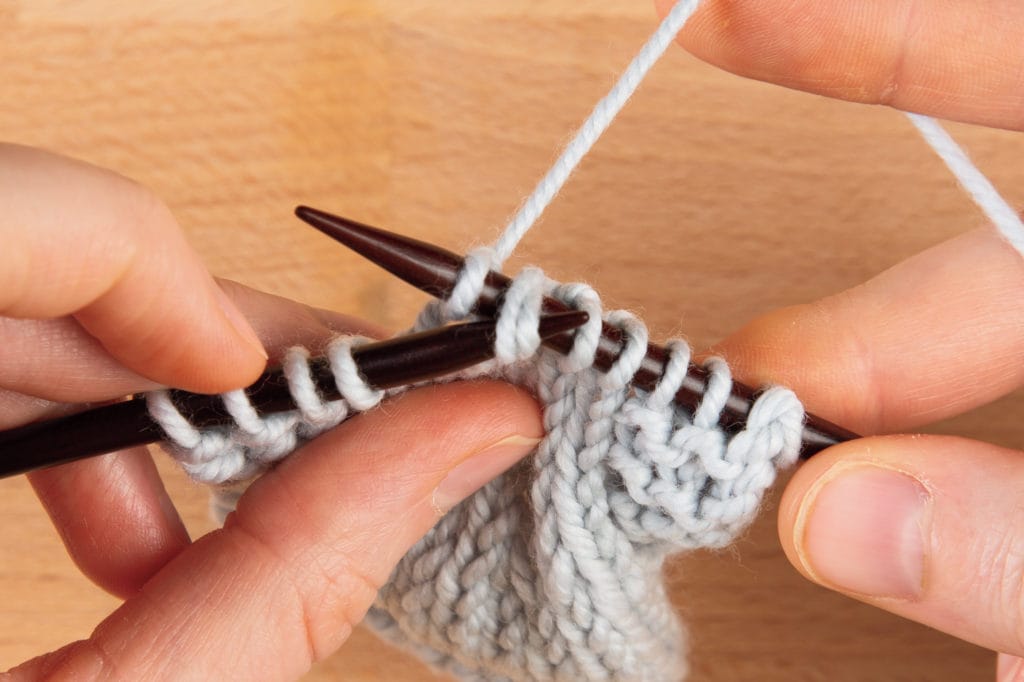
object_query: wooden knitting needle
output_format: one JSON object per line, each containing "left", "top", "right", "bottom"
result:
{"left": 294, "top": 206, "right": 861, "bottom": 459}
{"left": 0, "top": 312, "right": 588, "bottom": 479}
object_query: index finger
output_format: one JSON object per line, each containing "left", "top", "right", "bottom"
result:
{"left": 712, "top": 226, "right": 1024, "bottom": 434}
{"left": 656, "top": 0, "right": 1024, "bottom": 130}
{"left": 0, "top": 143, "right": 266, "bottom": 393}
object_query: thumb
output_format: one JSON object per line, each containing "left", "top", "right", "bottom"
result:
{"left": 779, "top": 435, "right": 1024, "bottom": 658}
{"left": 8, "top": 381, "right": 541, "bottom": 681}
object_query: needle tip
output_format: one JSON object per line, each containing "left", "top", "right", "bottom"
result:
{"left": 293, "top": 205, "right": 416, "bottom": 268}
{"left": 294, "top": 205, "right": 328, "bottom": 231}
{"left": 294, "top": 205, "right": 353, "bottom": 239}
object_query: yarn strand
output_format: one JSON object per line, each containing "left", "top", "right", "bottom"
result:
{"left": 905, "top": 113, "right": 1024, "bottom": 256}
{"left": 491, "top": 0, "right": 701, "bottom": 267}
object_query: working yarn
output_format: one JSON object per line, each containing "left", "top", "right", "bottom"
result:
{"left": 150, "top": 1, "right": 1024, "bottom": 679}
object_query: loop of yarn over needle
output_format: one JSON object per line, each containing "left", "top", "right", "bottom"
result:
{"left": 149, "top": 0, "right": 1023, "bottom": 679}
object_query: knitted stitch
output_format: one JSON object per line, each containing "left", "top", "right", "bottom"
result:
{"left": 153, "top": 274, "right": 805, "bottom": 681}
{"left": 149, "top": 1, "right": 1024, "bottom": 679}
{"left": 367, "top": 284, "right": 804, "bottom": 681}
{"left": 149, "top": 336, "right": 382, "bottom": 484}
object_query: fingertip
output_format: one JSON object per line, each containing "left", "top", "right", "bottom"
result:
{"left": 77, "top": 267, "right": 270, "bottom": 395}
{"left": 781, "top": 440, "right": 932, "bottom": 602}
{"left": 997, "top": 653, "right": 1024, "bottom": 682}
{"left": 778, "top": 438, "right": 919, "bottom": 578}
{"left": 776, "top": 436, "right": 1024, "bottom": 655}
{"left": 209, "top": 282, "right": 269, "bottom": 363}
{"left": 655, "top": 0, "right": 1024, "bottom": 129}
{"left": 777, "top": 442, "right": 846, "bottom": 581}
{"left": 172, "top": 279, "right": 270, "bottom": 391}
{"left": 213, "top": 278, "right": 390, "bottom": 359}
{"left": 712, "top": 300, "right": 877, "bottom": 432}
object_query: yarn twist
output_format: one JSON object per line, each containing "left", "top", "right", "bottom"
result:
{"left": 153, "top": 263, "right": 805, "bottom": 681}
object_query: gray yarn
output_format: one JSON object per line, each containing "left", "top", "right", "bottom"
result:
{"left": 145, "top": 0, "right": 1024, "bottom": 669}
{"left": 147, "top": 4, "right": 814, "bottom": 676}
{"left": 151, "top": 265, "right": 805, "bottom": 681}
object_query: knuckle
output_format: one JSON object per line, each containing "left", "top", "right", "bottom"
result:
{"left": 977, "top": 508, "right": 1024, "bottom": 653}
{"left": 33, "top": 637, "right": 120, "bottom": 682}
{"left": 98, "top": 172, "right": 180, "bottom": 281}
{"left": 227, "top": 518, "right": 381, "bottom": 663}
{"left": 804, "top": 295, "right": 887, "bottom": 432}
{"left": 116, "top": 174, "right": 174, "bottom": 236}
{"left": 875, "top": 0, "right": 919, "bottom": 107}
{"left": 300, "top": 544, "right": 382, "bottom": 657}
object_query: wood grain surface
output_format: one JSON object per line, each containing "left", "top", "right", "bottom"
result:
{"left": 1, "top": 2, "right": 1022, "bottom": 680}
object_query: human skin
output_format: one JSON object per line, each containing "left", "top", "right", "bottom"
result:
{"left": 0, "top": 144, "right": 542, "bottom": 680}
{"left": 654, "top": 0, "right": 1024, "bottom": 678}
{"left": 3, "top": 0, "right": 1023, "bottom": 678}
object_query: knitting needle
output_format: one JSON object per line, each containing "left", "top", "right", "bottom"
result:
{"left": 0, "top": 312, "right": 588, "bottom": 479}
{"left": 294, "top": 206, "right": 861, "bottom": 458}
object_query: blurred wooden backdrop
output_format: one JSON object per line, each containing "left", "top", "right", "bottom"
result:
{"left": 1, "top": 1, "right": 1022, "bottom": 680}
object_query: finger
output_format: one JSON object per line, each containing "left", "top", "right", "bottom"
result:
{"left": 711, "top": 227, "right": 1024, "bottom": 434}
{"left": 0, "top": 143, "right": 266, "bottom": 393}
{"left": 0, "top": 279, "right": 387, "bottom": 408}
{"left": 779, "top": 435, "right": 1024, "bottom": 657}
{"left": 999, "top": 653, "right": 1024, "bottom": 681}
{"left": 216, "top": 278, "right": 389, "bottom": 355}
{"left": 27, "top": 447, "right": 190, "bottom": 599}
{"left": 8, "top": 381, "right": 542, "bottom": 680}
{"left": 17, "top": 284, "right": 385, "bottom": 596}
{"left": 0, "top": 316, "right": 160, "bottom": 402}
{"left": 655, "top": 0, "right": 1024, "bottom": 130}
{"left": 0, "top": 389, "right": 74, "bottom": 431}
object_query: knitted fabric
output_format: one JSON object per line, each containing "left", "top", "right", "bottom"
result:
{"left": 149, "top": 0, "right": 1023, "bottom": 679}
{"left": 154, "top": 268, "right": 805, "bottom": 681}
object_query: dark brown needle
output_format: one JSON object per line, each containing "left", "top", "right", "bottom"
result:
{"left": 295, "top": 205, "right": 861, "bottom": 458}
{"left": 0, "top": 311, "right": 588, "bottom": 479}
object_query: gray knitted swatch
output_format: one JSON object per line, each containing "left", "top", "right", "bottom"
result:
{"left": 155, "top": 269, "right": 804, "bottom": 681}
{"left": 364, "top": 279, "right": 804, "bottom": 680}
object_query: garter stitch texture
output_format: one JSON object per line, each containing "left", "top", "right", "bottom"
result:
{"left": 149, "top": 1, "right": 1024, "bottom": 679}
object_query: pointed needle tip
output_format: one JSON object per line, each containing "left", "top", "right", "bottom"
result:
{"left": 294, "top": 205, "right": 328, "bottom": 230}
{"left": 293, "top": 205, "right": 383, "bottom": 253}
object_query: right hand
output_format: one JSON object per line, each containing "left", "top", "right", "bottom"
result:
{"left": 655, "top": 1, "right": 1024, "bottom": 678}
{"left": 656, "top": 0, "right": 1024, "bottom": 130}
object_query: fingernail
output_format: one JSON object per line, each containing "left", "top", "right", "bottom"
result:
{"left": 796, "top": 464, "right": 931, "bottom": 600}
{"left": 212, "top": 284, "right": 268, "bottom": 360}
{"left": 433, "top": 435, "right": 541, "bottom": 514}
{"left": 997, "top": 653, "right": 1024, "bottom": 682}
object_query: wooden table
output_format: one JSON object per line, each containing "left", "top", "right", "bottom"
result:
{"left": 1, "top": 2, "right": 1021, "bottom": 680}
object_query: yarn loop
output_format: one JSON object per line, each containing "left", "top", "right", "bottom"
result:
{"left": 148, "top": 0, "right": 1024, "bottom": 678}
{"left": 152, "top": 267, "right": 805, "bottom": 680}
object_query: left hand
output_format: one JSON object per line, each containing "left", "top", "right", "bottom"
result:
{"left": 4, "top": 144, "right": 543, "bottom": 680}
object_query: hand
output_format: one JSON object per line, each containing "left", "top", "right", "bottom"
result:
{"left": 655, "top": 0, "right": 1024, "bottom": 677}
{"left": 2, "top": 144, "right": 542, "bottom": 679}
{"left": 657, "top": 0, "right": 1024, "bottom": 131}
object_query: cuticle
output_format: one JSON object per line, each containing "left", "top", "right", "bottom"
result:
{"left": 794, "top": 460, "right": 933, "bottom": 599}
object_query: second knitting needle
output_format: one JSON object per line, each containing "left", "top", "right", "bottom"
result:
{"left": 0, "top": 312, "right": 588, "bottom": 479}
{"left": 295, "top": 206, "right": 861, "bottom": 458}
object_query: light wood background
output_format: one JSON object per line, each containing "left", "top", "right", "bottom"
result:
{"left": 1, "top": 2, "right": 1022, "bottom": 680}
